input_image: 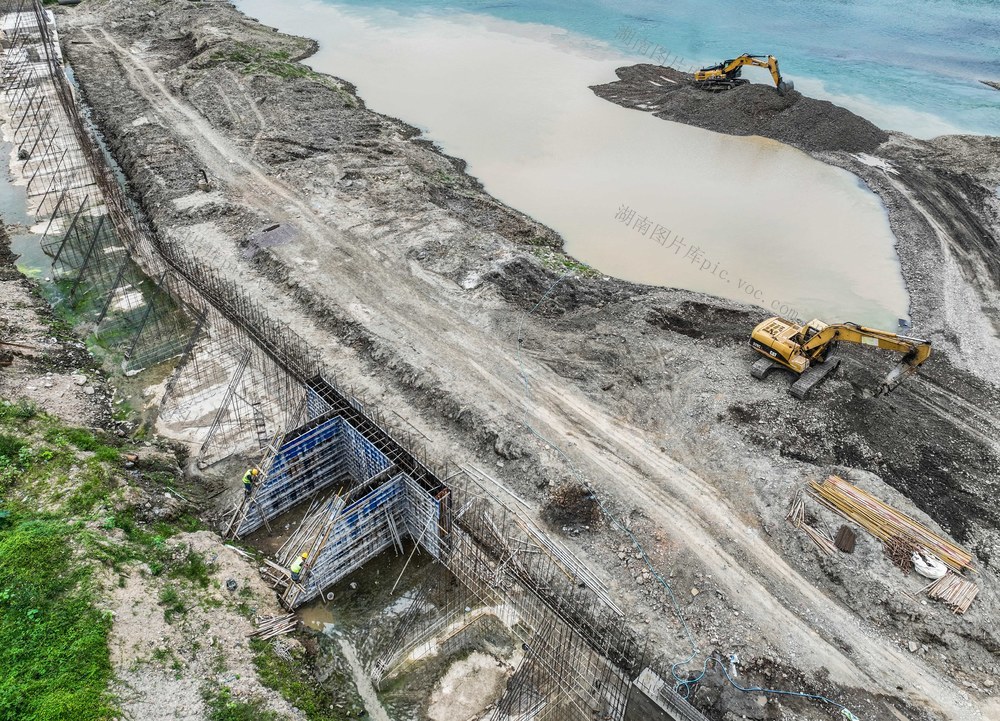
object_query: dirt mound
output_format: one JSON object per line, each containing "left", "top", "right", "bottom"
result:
{"left": 542, "top": 482, "right": 601, "bottom": 529}
{"left": 592, "top": 64, "right": 889, "bottom": 154}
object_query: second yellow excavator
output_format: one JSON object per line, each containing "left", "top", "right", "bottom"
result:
{"left": 694, "top": 53, "right": 792, "bottom": 94}
{"left": 749, "top": 317, "right": 931, "bottom": 399}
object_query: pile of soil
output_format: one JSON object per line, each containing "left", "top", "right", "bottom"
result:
{"left": 591, "top": 64, "right": 889, "bottom": 154}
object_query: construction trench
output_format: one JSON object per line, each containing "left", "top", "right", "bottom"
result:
{"left": 0, "top": 5, "right": 710, "bottom": 719}
{"left": 3, "top": 1, "right": 1000, "bottom": 720}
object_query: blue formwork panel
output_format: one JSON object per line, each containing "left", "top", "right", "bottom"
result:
{"left": 401, "top": 474, "right": 443, "bottom": 560}
{"left": 306, "top": 386, "right": 334, "bottom": 421}
{"left": 299, "top": 474, "right": 411, "bottom": 604}
{"left": 240, "top": 414, "right": 397, "bottom": 536}
{"left": 241, "top": 416, "right": 345, "bottom": 534}
{"left": 342, "top": 422, "right": 391, "bottom": 482}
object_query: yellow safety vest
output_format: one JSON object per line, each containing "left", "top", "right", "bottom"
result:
{"left": 290, "top": 557, "right": 304, "bottom": 575}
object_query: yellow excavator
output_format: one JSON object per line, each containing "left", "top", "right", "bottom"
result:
{"left": 694, "top": 53, "right": 792, "bottom": 94}
{"left": 749, "top": 317, "right": 931, "bottom": 399}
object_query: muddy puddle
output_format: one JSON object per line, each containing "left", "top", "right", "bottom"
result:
{"left": 236, "top": 0, "right": 910, "bottom": 328}
{"left": 0, "top": 142, "right": 48, "bottom": 278}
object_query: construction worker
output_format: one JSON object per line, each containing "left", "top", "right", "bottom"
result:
{"left": 242, "top": 467, "right": 260, "bottom": 498}
{"left": 290, "top": 552, "right": 307, "bottom": 582}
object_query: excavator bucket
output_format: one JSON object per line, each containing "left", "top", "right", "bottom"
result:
{"left": 877, "top": 362, "right": 918, "bottom": 396}
{"left": 777, "top": 79, "right": 794, "bottom": 95}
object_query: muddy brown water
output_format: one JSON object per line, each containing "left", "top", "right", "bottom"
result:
{"left": 236, "top": 0, "right": 910, "bottom": 328}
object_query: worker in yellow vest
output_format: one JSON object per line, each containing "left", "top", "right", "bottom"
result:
{"left": 242, "top": 467, "right": 259, "bottom": 498}
{"left": 290, "top": 552, "right": 307, "bottom": 582}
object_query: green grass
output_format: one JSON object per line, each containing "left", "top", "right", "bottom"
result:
{"left": 204, "top": 686, "right": 283, "bottom": 721}
{"left": 531, "top": 247, "right": 600, "bottom": 277}
{"left": 158, "top": 583, "right": 187, "bottom": 623}
{"left": 0, "top": 398, "right": 38, "bottom": 423}
{"left": 252, "top": 639, "right": 355, "bottom": 720}
{"left": 43, "top": 426, "right": 119, "bottom": 460}
{"left": 430, "top": 169, "right": 459, "bottom": 187}
{"left": 0, "top": 517, "right": 114, "bottom": 720}
{"left": 209, "top": 41, "right": 335, "bottom": 85}
{"left": 64, "top": 460, "right": 115, "bottom": 517}
{"left": 0, "top": 433, "right": 26, "bottom": 462}
{"left": 168, "top": 546, "right": 213, "bottom": 588}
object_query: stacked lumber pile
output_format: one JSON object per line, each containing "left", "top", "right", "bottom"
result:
{"left": 786, "top": 493, "right": 836, "bottom": 555}
{"left": 809, "top": 476, "right": 974, "bottom": 573}
{"left": 250, "top": 613, "right": 297, "bottom": 640}
{"left": 926, "top": 573, "right": 979, "bottom": 614}
{"left": 277, "top": 495, "right": 329, "bottom": 566}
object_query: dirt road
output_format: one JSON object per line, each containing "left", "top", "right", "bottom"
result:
{"left": 58, "top": 1, "right": 1000, "bottom": 718}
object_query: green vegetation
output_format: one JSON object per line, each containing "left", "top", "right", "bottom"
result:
{"left": 430, "top": 169, "right": 459, "bottom": 187}
{"left": 207, "top": 40, "right": 355, "bottom": 105}
{"left": 204, "top": 686, "right": 282, "bottom": 721}
{"left": 0, "top": 517, "right": 113, "bottom": 720}
{"left": 211, "top": 42, "right": 314, "bottom": 80}
{"left": 0, "top": 400, "right": 118, "bottom": 719}
{"left": 531, "top": 247, "right": 600, "bottom": 277}
{"left": 252, "top": 639, "right": 355, "bottom": 720}
{"left": 168, "top": 546, "right": 213, "bottom": 587}
{"left": 526, "top": 235, "right": 560, "bottom": 248}
{"left": 158, "top": 583, "right": 187, "bottom": 623}
{"left": 0, "top": 393, "right": 203, "bottom": 719}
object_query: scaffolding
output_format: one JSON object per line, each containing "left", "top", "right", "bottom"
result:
{"left": 366, "top": 467, "right": 643, "bottom": 720}
{"left": 226, "top": 376, "right": 451, "bottom": 609}
{"left": 0, "top": 2, "right": 198, "bottom": 375}
{"left": 230, "top": 402, "right": 647, "bottom": 719}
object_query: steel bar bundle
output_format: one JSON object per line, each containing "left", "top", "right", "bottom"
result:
{"left": 809, "top": 476, "right": 973, "bottom": 572}
{"left": 925, "top": 572, "right": 978, "bottom": 614}
{"left": 884, "top": 535, "right": 917, "bottom": 573}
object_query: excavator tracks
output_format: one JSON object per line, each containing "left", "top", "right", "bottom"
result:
{"left": 750, "top": 356, "right": 842, "bottom": 398}
{"left": 790, "top": 358, "right": 841, "bottom": 399}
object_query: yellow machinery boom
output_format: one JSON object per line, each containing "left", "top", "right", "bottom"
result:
{"left": 694, "top": 53, "right": 792, "bottom": 94}
{"left": 749, "top": 317, "right": 931, "bottom": 398}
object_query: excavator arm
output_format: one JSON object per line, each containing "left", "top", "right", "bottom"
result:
{"left": 694, "top": 53, "right": 792, "bottom": 94}
{"left": 798, "top": 323, "right": 931, "bottom": 395}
